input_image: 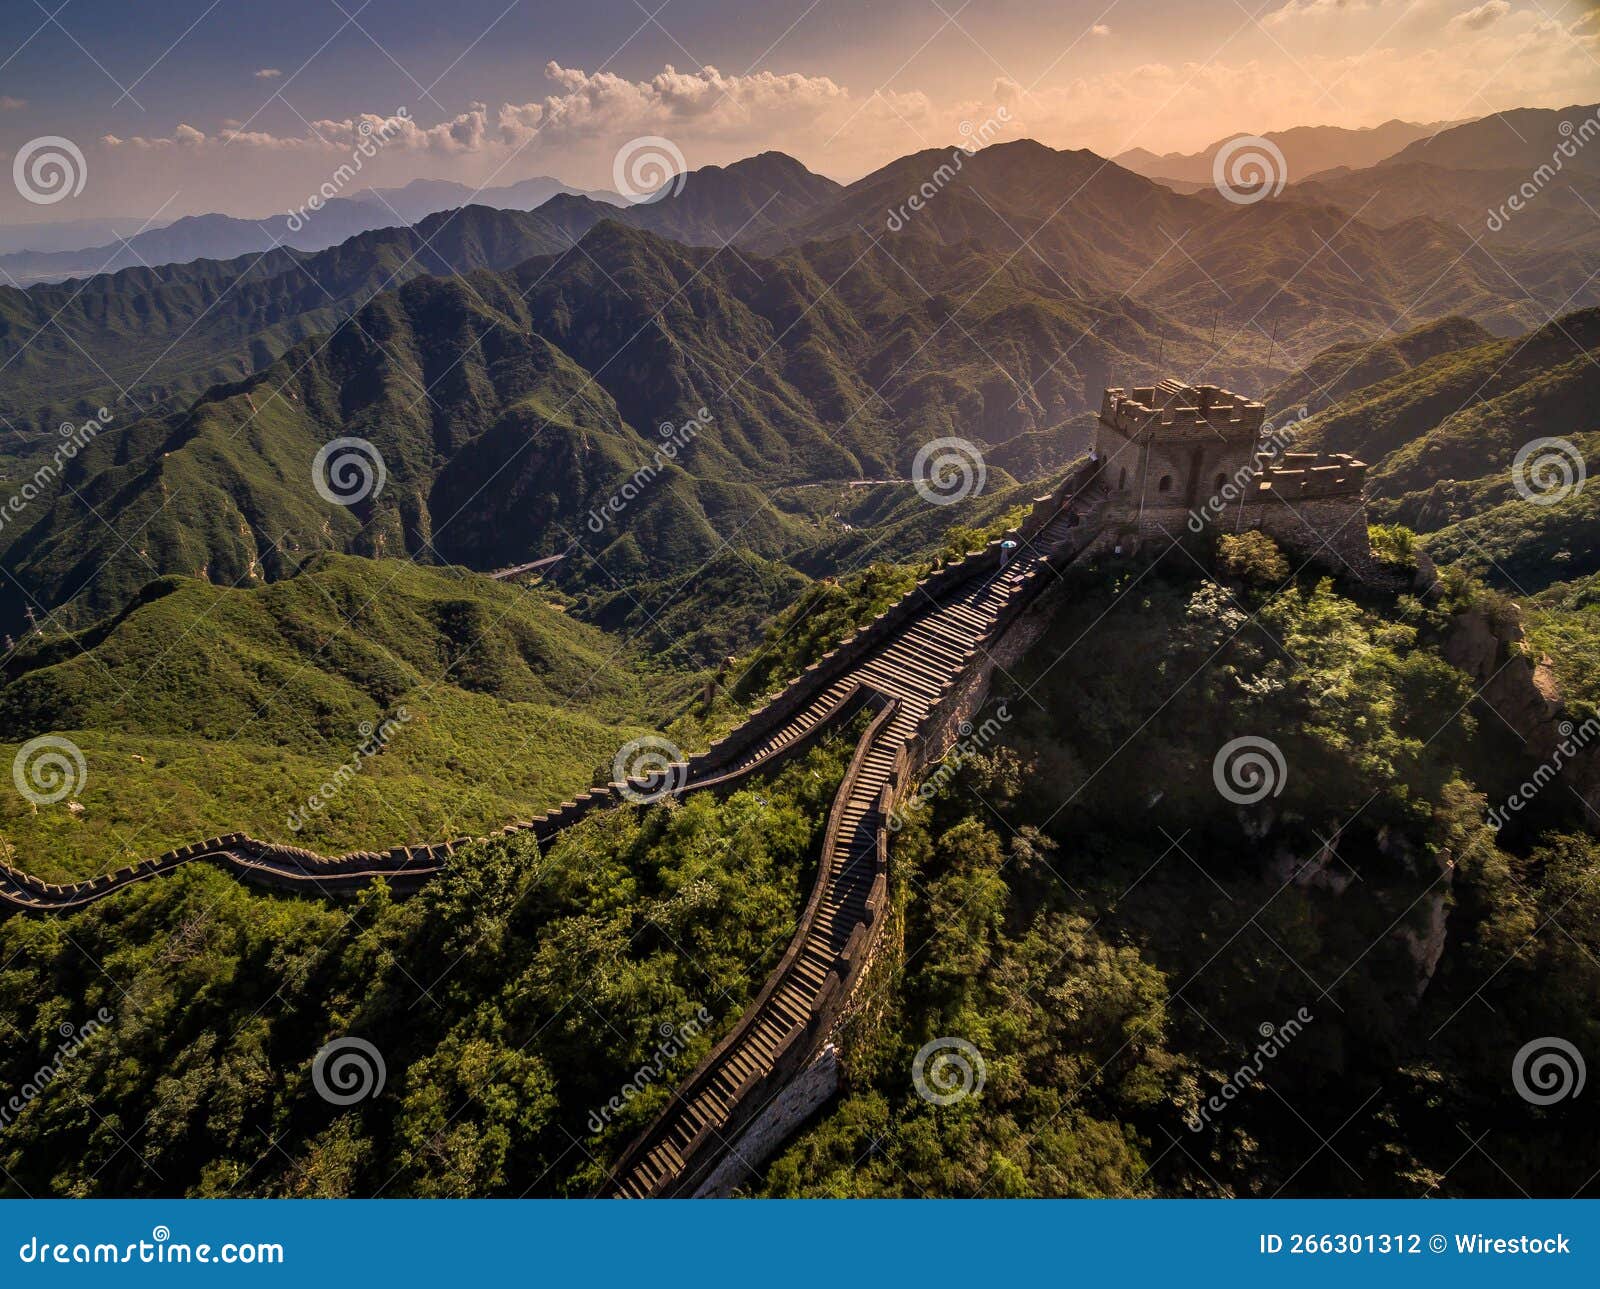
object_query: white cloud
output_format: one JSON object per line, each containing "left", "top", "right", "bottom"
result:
{"left": 1091, "top": 24, "right": 1112, "bottom": 36}
{"left": 1262, "top": 0, "right": 1376, "bottom": 27}
{"left": 1448, "top": 0, "right": 1511, "bottom": 31}
{"left": 254, "top": 68, "right": 281, "bottom": 80}
{"left": 0, "top": 95, "right": 25, "bottom": 110}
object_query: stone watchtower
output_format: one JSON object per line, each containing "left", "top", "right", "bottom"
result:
{"left": 1095, "top": 380, "right": 1266, "bottom": 527}
{"left": 1090, "top": 378, "right": 1373, "bottom": 571}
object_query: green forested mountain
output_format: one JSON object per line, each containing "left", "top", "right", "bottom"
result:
{"left": 761, "top": 544, "right": 1600, "bottom": 1198}
{"left": 0, "top": 217, "right": 1192, "bottom": 631}
{"left": 0, "top": 153, "right": 844, "bottom": 434}
{"left": 0, "top": 204, "right": 583, "bottom": 432}
{"left": 1265, "top": 315, "right": 1495, "bottom": 416}
{"left": 1292, "top": 307, "right": 1600, "bottom": 589}
{"left": 6, "top": 539, "right": 1597, "bottom": 1198}
{"left": 5, "top": 138, "right": 1596, "bottom": 448}
{"left": 769, "top": 139, "right": 1596, "bottom": 353}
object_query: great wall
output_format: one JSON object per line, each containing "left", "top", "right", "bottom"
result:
{"left": 0, "top": 382, "right": 1381, "bottom": 1197}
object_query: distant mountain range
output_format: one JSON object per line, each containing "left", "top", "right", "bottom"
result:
{"left": 1285, "top": 162, "right": 1600, "bottom": 249}
{"left": 1379, "top": 104, "right": 1600, "bottom": 174}
{"left": 0, "top": 174, "right": 623, "bottom": 286}
{"left": 1277, "top": 106, "right": 1600, "bottom": 251}
{"left": 2, "top": 139, "right": 1595, "bottom": 442}
{"left": 1113, "top": 118, "right": 1464, "bottom": 187}
{"left": 1, "top": 130, "right": 1597, "bottom": 633}
{"left": 0, "top": 216, "right": 177, "bottom": 257}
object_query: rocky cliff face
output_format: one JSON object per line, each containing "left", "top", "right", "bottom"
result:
{"left": 1441, "top": 604, "right": 1600, "bottom": 822}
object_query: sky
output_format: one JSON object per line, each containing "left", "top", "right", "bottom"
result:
{"left": 0, "top": 0, "right": 1597, "bottom": 225}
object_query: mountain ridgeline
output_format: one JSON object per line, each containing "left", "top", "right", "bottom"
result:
{"left": 0, "top": 211, "right": 1211, "bottom": 631}
{"left": 4, "top": 131, "right": 1598, "bottom": 439}
{"left": 0, "top": 134, "right": 1596, "bottom": 641}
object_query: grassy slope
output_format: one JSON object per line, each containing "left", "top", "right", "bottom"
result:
{"left": 0, "top": 554, "right": 665, "bottom": 880}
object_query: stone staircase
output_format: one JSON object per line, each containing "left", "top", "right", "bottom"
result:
{"left": 603, "top": 492, "right": 1100, "bottom": 1197}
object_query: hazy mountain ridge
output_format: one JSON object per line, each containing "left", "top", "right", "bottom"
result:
{"left": 1114, "top": 118, "right": 1462, "bottom": 185}
{"left": 765, "top": 139, "right": 1597, "bottom": 353}
{"left": 0, "top": 174, "right": 622, "bottom": 287}
{"left": 1284, "top": 161, "right": 1600, "bottom": 251}
{"left": 1381, "top": 104, "right": 1600, "bottom": 173}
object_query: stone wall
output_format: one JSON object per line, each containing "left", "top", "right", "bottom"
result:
{"left": 1244, "top": 494, "right": 1373, "bottom": 573}
{"left": 691, "top": 1045, "right": 841, "bottom": 1197}
{"left": 1082, "top": 492, "right": 1373, "bottom": 576}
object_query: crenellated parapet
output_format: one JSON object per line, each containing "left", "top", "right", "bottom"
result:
{"left": 1099, "top": 380, "right": 1267, "bottom": 443}
{"left": 1261, "top": 451, "right": 1367, "bottom": 500}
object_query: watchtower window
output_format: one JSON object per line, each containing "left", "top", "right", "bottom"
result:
{"left": 1215, "top": 472, "right": 1228, "bottom": 492}
{"left": 1157, "top": 474, "right": 1173, "bottom": 493}
{"left": 1118, "top": 467, "right": 1128, "bottom": 491}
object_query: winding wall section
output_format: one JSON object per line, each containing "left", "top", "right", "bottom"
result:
{"left": 0, "top": 461, "right": 1107, "bottom": 1198}
{"left": 603, "top": 467, "right": 1107, "bottom": 1196}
